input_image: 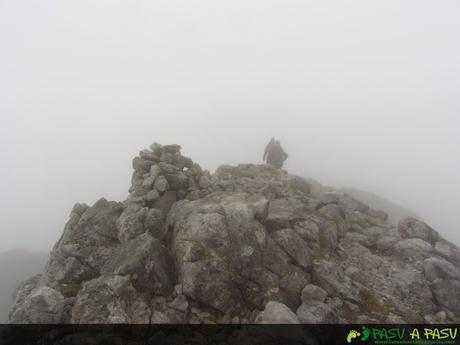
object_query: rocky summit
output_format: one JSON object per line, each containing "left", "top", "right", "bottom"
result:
{"left": 8, "top": 143, "right": 460, "bottom": 325}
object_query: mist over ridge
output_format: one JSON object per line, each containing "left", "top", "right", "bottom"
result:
{"left": 1, "top": 0, "right": 459, "bottom": 252}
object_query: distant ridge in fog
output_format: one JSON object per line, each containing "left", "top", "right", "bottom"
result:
{"left": 0, "top": 250, "right": 48, "bottom": 322}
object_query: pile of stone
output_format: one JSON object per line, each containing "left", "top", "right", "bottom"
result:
{"left": 127, "top": 143, "right": 211, "bottom": 215}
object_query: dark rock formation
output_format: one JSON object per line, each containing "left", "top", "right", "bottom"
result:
{"left": 8, "top": 142, "right": 460, "bottom": 325}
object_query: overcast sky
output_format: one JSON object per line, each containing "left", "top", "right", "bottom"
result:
{"left": 0, "top": 0, "right": 459, "bottom": 252}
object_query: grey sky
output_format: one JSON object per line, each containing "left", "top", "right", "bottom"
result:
{"left": 0, "top": 0, "right": 459, "bottom": 251}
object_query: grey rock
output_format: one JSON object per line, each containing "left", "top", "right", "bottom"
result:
{"left": 154, "top": 191, "right": 177, "bottom": 219}
{"left": 10, "top": 144, "right": 460, "bottom": 326}
{"left": 367, "top": 209, "right": 389, "bottom": 222}
{"left": 346, "top": 211, "right": 381, "bottom": 229}
{"left": 139, "top": 149, "right": 159, "bottom": 161}
{"left": 125, "top": 196, "right": 145, "bottom": 206}
{"left": 272, "top": 228, "right": 312, "bottom": 268}
{"left": 132, "top": 157, "right": 152, "bottom": 173}
{"left": 146, "top": 189, "right": 160, "bottom": 204}
{"left": 101, "top": 233, "right": 173, "bottom": 296}
{"left": 394, "top": 238, "right": 433, "bottom": 261}
{"left": 165, "top": 173, "right": 189, "bottom": 189}
{"left": 176, "top": 189, "right": 188, "bottom": 200}
{"left": 168, "top": 192, "right": 308, "bottom": 314}
{"left": 169, "top": 295, "right": 189, "bottom": 312}
{"left": 264, "top": 198, "right": 309, "bottom": 232}
{"left": 117, "top": 204, "right": 147, "bottom": 242}
{"left": 150, "top": 142, "right": 163, "bottom": 154}
{"left": 296, "top": 301, "right": 338, "bottom": 323}
{"left": 391, "top": 268, "right": 434, "bottom": 314}
{"left": 53, "top": 256, "right": 95, "bottom": 283}
{"left": 160, "top": 152, "right": 176, "bottom": 164}
{"left": 174, "top": 284, "right": 183, "bottom": 296}
{"left": 72, "top": 275, "right": 150, "bottom": 324}
{"left": 130, "top": 171, "right": 143, "bottom": 188}
{"left": 162, "top": 144, "right": 182, "bottom": 153}
{"left": 345, "top": 266, "right": 366, "bottom": 285}
{"left": 386, "top": 313, "right": 406, "bottom": 323}
{"left": 144, "top": 208, "right": 165, "bottom": 238}
{"left": 356, "top": 315, "right": 380, "bottom": 324}
{"left": 424, "top": 311, "right": 447, "bottom": 324}
{"left": 423, "top": 257, "right": 460, "bottom": 281}
{"left": 301, "top": 284, "right": 328, "bottom": 304}
{"left": 72, "top": 203, "right": 89, "bottom": 216}
{"left": 311, "top": 260, "right": 353, "bottom": 299}
{"left": 130, "top": 184, "right": 149, "bottom": 197}
{"left": 344, "top": 232, "right": 369, "bottom": 246}
{"left": 150, "top": 164, "right": 161, "bottom": 178}
{"left": 363, "top": 226, "right": 398, "bottom": 238}
{"left": 199, "top": 175, "right": 211, "bottom": 189}
{"left": 159, "top": 162, "right": 180, "bottom": 174}
{"left": 177, "top": 156, "right": 194, "bottom": 169}
{"left": 318, "top": 204, "right": 342, "bottom": 221}
{"left": 154, "top": 176, "right": 169, "bottom": 193}
{"left": 338, "top": 196, "right": 369, "bottom": 214}
{"left": 9, "top": 286, "right": 64, "bottom": 324}
{"left": 399, "top": 217, "right": 439, "bottom": 244}
{"left": 376, "top": 236, "right": 398, "bottom": 251}
{"left": 255, "top": 301, "right": 299, "bottom": 324}
{"left": 434, "top": 239, "right": 460, "bottom": 264}
{"left": 142, "top": 175, "right": 156, "bottom": 189}
{"left": 61, "top": 297, "right": 76, "bottom": 324}
{"left": 319, "top": 220, "right": 338, "bottom": 255}
{"left": 320, "top": 191, "right": 343, "bottom": 204}
{"left": 349, "top": 242, "right": 372, "bottom": 257}
{"left": 11, "top": 274, "right": 41, "bottom": 307}
{"left": 431, "top": 279, "right": 460, "bottom": 313}
{"left": 41, "top": 199, "right": 124, "bottom": 286}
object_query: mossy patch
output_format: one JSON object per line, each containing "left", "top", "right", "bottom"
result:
{"left": 339, "top": 303, "right": 361, "bottom": 323}
{"left": 355, "top": 288, "right": 419, "bottom": 323}
{"left": 58, "top": 283, "right": 82, "bottom": 298}
{"left": 350, "top": 224, "right": 363, "bottom": 232}
{"left": 365, "top": 235, "right": 381, "bottom": 249}
{"left": 359, "top": 288, "right": 383, "bottom": 313}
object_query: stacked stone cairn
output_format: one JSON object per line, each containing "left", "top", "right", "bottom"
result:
{"left": 127, "top": 143, "right": 212, "bottom": 217}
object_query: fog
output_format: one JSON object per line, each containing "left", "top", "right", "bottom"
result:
{"left": 1, "top": 0, "right": 459, "bottom": 253}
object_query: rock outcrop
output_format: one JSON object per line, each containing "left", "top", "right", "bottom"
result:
{"left": 8, "top": 142, "right": 460, "bottom": 324}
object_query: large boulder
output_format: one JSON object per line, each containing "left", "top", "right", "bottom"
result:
{"left": 168, "top": 192, "right": 309, "bottom": 315}
{"left": 434, "top": 239, "right": 460, "bottom": 265}
{"left": 255, "top": 301, "right": 299, "bottom": 324}
{"left": 10, "top": 274, "right": 41, "bottom": 310}
{"left": 213, "top": 164, "right": 311, "bottom": 199}
{"left": 271, "top": 228, "right": 313, "bottom": 269}
{"left": 301, "top": 284, "right": 328, "bottom": 304}
{"left": 116, "top": 204, "right": 164, "bottom": 242}
{"left": 423, "top": 257, "right": 460, "bottom": 281}
{"left": 101, "top": 233, "right": 174, "bottom": 295}
{"left": 431, "top": 279, "right": 460, "bottom": 314}
{"left": 8, "top": 286, "right": 64, "bottom": 324}
{"left": 71, "top": 275, "right": 150, "bottom": 324}
{"left": 41, "top": 199, "right": 125, "bottom": 286}
{"left": 296, "top": 301, "right": 338, "bottom": 323}
{"left": 311, "top": 260, "right": 353, "bottom": 299}
{"left": 390, "top": 267, "right": 434, "bottom": 315}
{"left": 398, "top": 217, "right": 439, "bottom": 244}
{"left": 393, "top": 238, "right": 433, "bottom": 261}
